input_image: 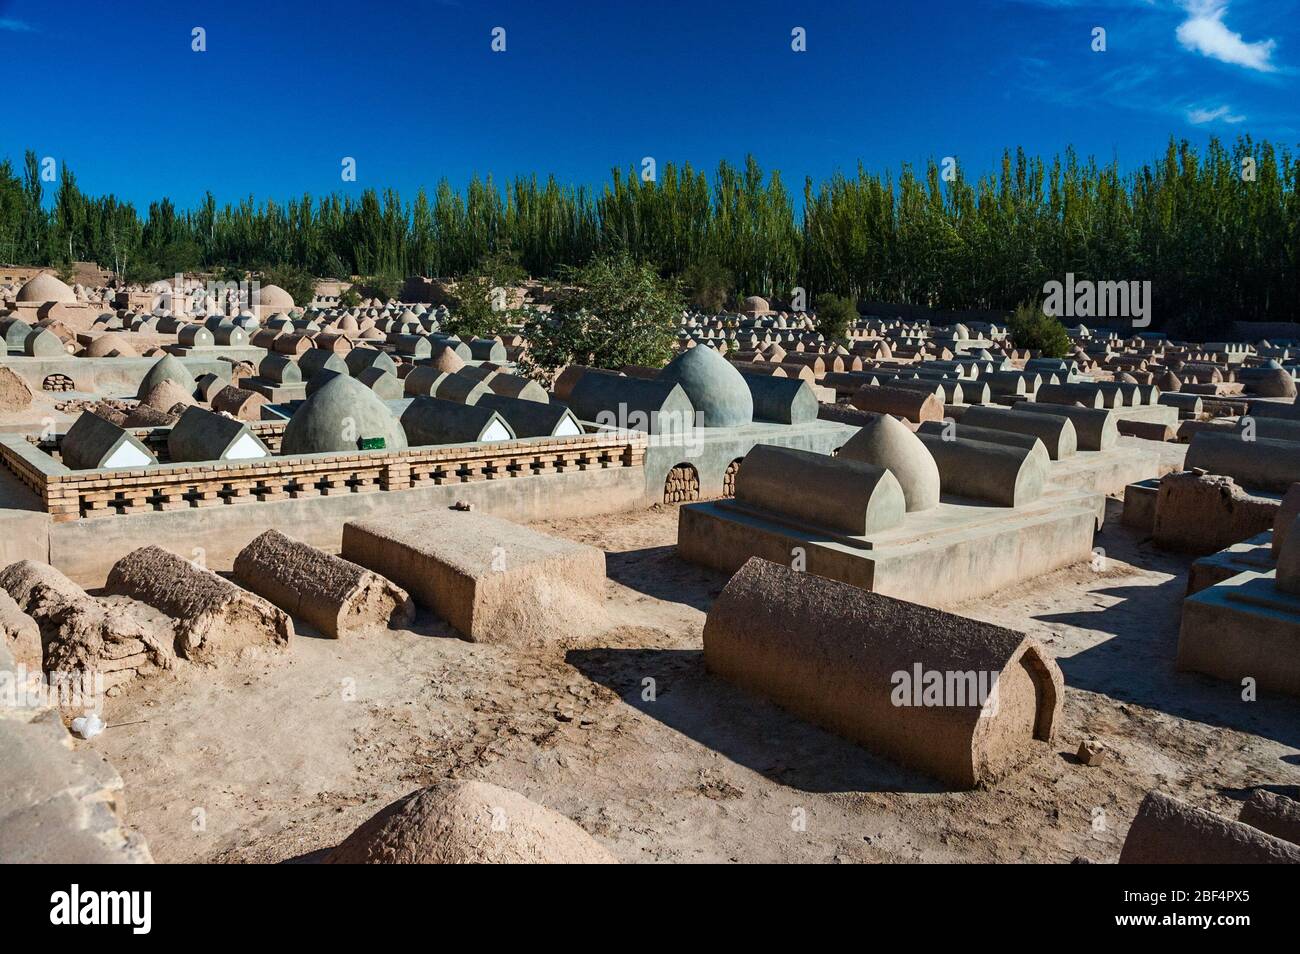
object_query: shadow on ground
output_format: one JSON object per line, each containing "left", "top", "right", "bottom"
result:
{"left": 567, "top": 646, "right": 946, "bottom": 795}
{"left": 1045, "top": 574, "right": 1300, "bottom": 750}
{"left": 604, "top": 544, "right": 728, "bottom": 614}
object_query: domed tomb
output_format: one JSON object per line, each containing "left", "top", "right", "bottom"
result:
{"left": 255, "top": 283, "right": 295, "bottom": 310}
{"left": 281, "top": 373, "right": 408, "bottom": 454}
{"left": 135, "top": 354, "right": 197, "bottom": 401}
{"left": 657, "top": 345, "right": 754, "bottom": 427}
{"left": 837, "top": 412, "right": 941, "bottom": 512}
{"left": 16, "top": 273, "right": 76, "bottom": 304}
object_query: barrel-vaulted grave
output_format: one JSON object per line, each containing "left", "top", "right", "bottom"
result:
{"left": 703, "top": 557, "right": 1063, "bottom": 789}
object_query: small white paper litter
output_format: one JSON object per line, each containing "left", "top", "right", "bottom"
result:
{"left": 71, "top": 713, "right": 106, "bottom": 740}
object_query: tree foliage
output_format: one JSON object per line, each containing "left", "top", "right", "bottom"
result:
{"left": 1, "top": 138, "right": 1296, "bottom": 328}
{"left": 680, "top": 258, "right": 733, "bottom": 313}
{"left": 813, "top": 294, "right": 858, "bottom": 342}
{"left": 1007, "top": 300, "right": 1072, "bottom": 358}
{"left": 522, "top": 253, "right": 682, "bottom": 377}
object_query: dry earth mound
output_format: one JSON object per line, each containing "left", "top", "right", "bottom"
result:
{"left": 325, "top": 780, "right": 615, "bottom": 864}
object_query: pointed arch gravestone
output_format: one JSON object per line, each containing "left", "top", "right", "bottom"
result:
{"left": 476, "top": 393, "right": 583, "bottom": 438}
{"left": 60, "top": 412, "right": 157, "bottom": 471}
{"left": 167, "top": 406, "right": 271, "bottom": 463}
{"left": 399, "top": 396, "right": 516, "bottom": 445}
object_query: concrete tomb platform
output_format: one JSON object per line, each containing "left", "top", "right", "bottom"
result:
{"left": 244, "top": 377, "right": 308, "bottom": 402}
{"left": 1042, "top": 442, "right": 1168, "bottom": 499}
{"left": 703, "top": 557, "right": 1063, "bottom": 789}
{"left": 1186, "top": 530, "right": 1274, "bottom": 595}
{"left": 342, "top": 508, "right": 608, "bottom": 645}
{"left": 0, "top": 353, "right": 231, "bottom": 397}
{"left": 616, "top": 417, "right": 856, "bottom": 503}
{"left": 679, "top": 481, "right": 1101, "bottom": 610}
{"left": 1178, "top": 564, "right": 1300, "bottom": 698}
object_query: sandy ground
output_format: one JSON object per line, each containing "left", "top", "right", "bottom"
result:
{"left": 86, "top": 496, "right": 1300, "bottom": 864}
{"left": 0, "top": 320, "right": 181, "bottom": 431}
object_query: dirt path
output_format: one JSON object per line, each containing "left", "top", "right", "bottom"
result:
{"left": 93, "top": 500, "right": 1300, "bottom": 863}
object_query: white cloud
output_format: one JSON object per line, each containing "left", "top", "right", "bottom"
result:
{"left": 0, "top": 18, "right": 37, "bottom": 32}
{"left": 1176, "top": 1, "right": 1277, "bottom": 72}
{"left": 1186, "top": 103, "right": 1246, "bottom": 123}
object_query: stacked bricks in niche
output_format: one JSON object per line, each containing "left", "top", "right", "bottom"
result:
{"left": 722, "top": 458, "right": 741, "bottom": 498}
{"left": 664, "top": 463, "right": 701, "bottom": 504}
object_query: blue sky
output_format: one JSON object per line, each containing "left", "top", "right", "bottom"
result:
{"left": 1, "top": 0, "right": 1294, "bottom": 212}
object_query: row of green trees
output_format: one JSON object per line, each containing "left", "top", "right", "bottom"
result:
{"left": 800, "top": 139, "right": 1298, "bottom": 333}
{"left": 1, "top": 138, "right": 1295, "bottom": 331}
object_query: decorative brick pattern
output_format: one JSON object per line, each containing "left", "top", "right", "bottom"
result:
{"left": 2, "top": 429, "right": 646, "bottom": 523}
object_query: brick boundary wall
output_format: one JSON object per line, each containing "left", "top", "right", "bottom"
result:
{"left": 1, "top": 427, "right": 646, "bottom": 523}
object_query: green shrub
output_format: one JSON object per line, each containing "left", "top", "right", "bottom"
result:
{"left": 352, "top": 273, "right": 403, "bottom": 303}
{"left": 473, "top": 246, "right": 527, "bottom": 286}
{"left": 522, "top": 253, "right": 682, "bottom": 378}
{"left": 681, "top": 259, "right": 733, "bottom": 314}
{"left": 440, "top": 247, "right": 531, "bottom": 338}
{"left": 1007, "top": 300, "right": 1072, "bottom": 358}
{"left": 814, "top": 294, "right": 858, "bottom": 342}
{"left": 443, "top": 272, "right": 517, "bottom": 340}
